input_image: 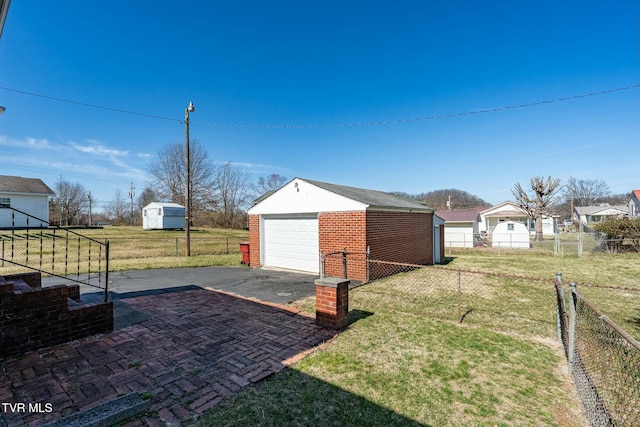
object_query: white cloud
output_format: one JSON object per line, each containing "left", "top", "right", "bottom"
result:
{"left": 0, "top": 135, "right": 52, "bottom": 149}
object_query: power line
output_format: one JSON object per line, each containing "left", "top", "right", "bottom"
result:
{"left": 1, "top": 83, "right": 637, "bottom": 129}
{"left": 195, "top": 84, "right": 639, "bottom": 128}
{"left": 0, "top": 86, "right": 181, "bottom": 123}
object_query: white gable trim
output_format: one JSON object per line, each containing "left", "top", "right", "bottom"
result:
{"left": 248, "top": 178, "right": 367, "bottom": 215}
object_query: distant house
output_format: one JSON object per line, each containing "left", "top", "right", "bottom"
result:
{"left": 0, "top": 175, "right": 55, "bottom": 228}
{"left": 479, "top": 201, "right": 556, "bottom": 236}
{"left": 435, "top": 208, "right": 481, "bottom": 248}
{"left": 573, "top": 204, "right": 628, "bottom": 224}
{"left": 142, "top": 202, "right": 186, "bottom": 230}
{"left": 629, "top": 190, "right": 640, "bottom": 217}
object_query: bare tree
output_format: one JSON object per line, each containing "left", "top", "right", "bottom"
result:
{"left": 565, "top": 178, "right": 611, "bottom": 206}
{"left": 51, "top": 176, "right": 88, "bottom": 226}
{"left": 210, "top": 162, "right": 251, "bottom": 228}
{"left": 256, "top": 174, "right": 288, "bottom": 195}
{"left": 136, "top": 185, "right": 158, "bottom": 211}
{"left": 511, "top": 176, "right": 562, "bottom": 241}
{"left": 146, "top": 140, "right": 215, "bottom": 225}
{"left": 104, "top": 189, "right": 129, "bottom": 225}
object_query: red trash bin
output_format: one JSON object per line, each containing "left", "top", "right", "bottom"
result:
{"left": 239, "top": 242, "right": 250, "bottom": 265}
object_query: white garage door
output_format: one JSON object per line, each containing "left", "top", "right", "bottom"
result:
{"left": 263, "top": 215, "right": 319, "bottom": 273}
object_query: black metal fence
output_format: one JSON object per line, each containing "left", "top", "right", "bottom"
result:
{"left": 0, "top": 204, "right": 109, "bottom": 300}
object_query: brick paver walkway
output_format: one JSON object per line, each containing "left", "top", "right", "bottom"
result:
{"left": 0, "top": 288, "right": 335, "bottom": 426}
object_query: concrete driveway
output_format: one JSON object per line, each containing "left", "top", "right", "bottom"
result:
{"left": 43, "top": 266, "right": 318, "bottom": 305}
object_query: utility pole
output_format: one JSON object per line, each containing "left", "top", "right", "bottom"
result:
{"left": 87, "top": 192, "right": 93, "bottom": 227}
{"left": 185, "top": 101, "right": 195, "bottom": 256}
{"left": 569, "top": 176, "right": 574, "bottom": 223}
{"left": 128, "top": 182, "right": 135, "bottom": 226}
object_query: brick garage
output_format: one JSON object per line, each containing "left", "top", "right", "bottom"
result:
{"left": 248, "top": 178, "right": 441, "bottom": 282}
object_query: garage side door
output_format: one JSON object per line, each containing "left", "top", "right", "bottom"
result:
{"left": 263, "top": 216, "right": 319, "bottom": 273}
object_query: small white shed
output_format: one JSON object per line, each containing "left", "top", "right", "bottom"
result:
{"left": 142, "top": 202, "right": 185, "bottom": 230}
{"left": 492, "top": 221, "right": 530, "bottom": 249}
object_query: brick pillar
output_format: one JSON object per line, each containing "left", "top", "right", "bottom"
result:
{"left": 315, "top": 277, "right": 349, "bottom": 330}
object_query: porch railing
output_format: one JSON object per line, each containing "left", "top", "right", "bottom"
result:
{"left": 0, "top": 204, "right": 109, "bottom": 301}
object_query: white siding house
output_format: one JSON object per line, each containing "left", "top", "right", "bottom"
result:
{"left": 0, "top": 175, "right": 55, "bottom": 228}
{"left": 573, "top": 205, "right": 628, "bottom": 224}
{"left": 435, "top": 209, "right": 481, "bottom": 248}
{"left": 479, "top": 201, "right": 556, "bottom": 236}
{"left": 142, "top": 202, "right": 186, "bottom": 230}
{"left": 628, "top": 190, "right": 640, "bottom": 217}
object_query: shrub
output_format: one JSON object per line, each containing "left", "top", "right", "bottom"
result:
{"left": 591, "top": 217, "right": 640, "bottom": 252}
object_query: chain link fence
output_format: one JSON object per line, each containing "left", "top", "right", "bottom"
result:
{"left": 556, "top": 280, "right": 640, "bottom": 427}
{"left": 349, "top": 260, "right": 558, "bottom": 339}
{"left": 442, "top": 231, "right": 639, "bottom": 257}
{"left": 324, "top": 255, "right": 640, "bottom": 426}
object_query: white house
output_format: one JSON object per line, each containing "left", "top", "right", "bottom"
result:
{"left": 0, "top": 175, "right": 55, "bottom": 228}
{"left": 573, "top": 204, "right": 628, "bottom": 224}
{"left": 479, "top": 201, "right": 556, "bottom": 237}
{"left": 435, "top": 208, "right": 481, "bottom": 248}
{"left": 492, "top": 221, "right": 531, "bottom": 249}
{"left": 628, "top": 190, "right": 640, "bottom": 217}
{"left": 142, "top": 202, "right": 186, "bottom": 230}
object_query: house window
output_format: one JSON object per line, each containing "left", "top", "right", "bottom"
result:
{"left": 0, "top": 197, "right": 10, "bottom": 208}
{"left": 508, "top": 223, "right": 514, "bottom": 231}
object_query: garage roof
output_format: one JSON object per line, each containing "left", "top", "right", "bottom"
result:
{"left": 302, "top": 178, "right": 433, "bottom": 212}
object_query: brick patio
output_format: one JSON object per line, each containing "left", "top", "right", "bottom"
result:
{"left": 0, "top": 288, "right": 336, "bottom": 426}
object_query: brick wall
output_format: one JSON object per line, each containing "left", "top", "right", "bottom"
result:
{"left": 248, "top": 214, "right": 261, "bottom": 268}
{"left": 0, "top": 273, "right": 113, "bottom": 357}
{"left": 319, "top": 211, "right": 367, "bottom": 281}
{"left": 367, "top": 211, "right": 433, "bottom": 263}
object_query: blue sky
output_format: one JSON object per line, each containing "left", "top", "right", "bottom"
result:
{"left": 0, "top": 1, "right": 638, "bottom": 211}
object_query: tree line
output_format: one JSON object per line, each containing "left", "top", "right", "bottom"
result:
{"left": 48, "top": 140, "right": 288, "bottom": 228}
{"left": 48, "top": 142, "right": 630, "bottom": 235}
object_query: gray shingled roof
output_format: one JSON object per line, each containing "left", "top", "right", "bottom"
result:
{"left": 0, "top": 175, "right": 55, "bottom": 195}
{"left": 302, "top": 178, "right": 433, "bottom": 212}
{"left": 574, "top": 205, "right": 628, "bottom": 215}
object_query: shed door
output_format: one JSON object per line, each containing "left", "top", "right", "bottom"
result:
{"left": 263, "top": 215, "right": 319, "bottom": 273}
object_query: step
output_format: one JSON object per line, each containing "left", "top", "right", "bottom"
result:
{"left": 42, "top": 393, "right": 150, "bottom": 427}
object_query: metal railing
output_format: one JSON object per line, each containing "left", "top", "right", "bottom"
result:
{"left": 320, "top": 247, "right": 370, "bottom": 282}
{"left": 0, "top": 204, "right": 109, "bottom": 301}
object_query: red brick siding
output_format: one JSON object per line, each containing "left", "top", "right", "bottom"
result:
{"left": 319, "top": 211, "right": 367, "bottom": 281}
{"left": 0, "top": 272, "right": 113, "bottom": 357}
{"left": 248, "top": 214, "right": 261, "bottom": 267}
{"left": 366, "top": 211, "right": 433, "bottom": 264}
